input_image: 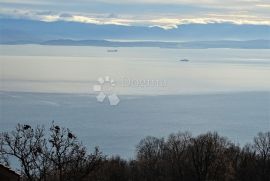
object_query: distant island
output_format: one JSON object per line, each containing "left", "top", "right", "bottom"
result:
{"left": 2, "top": 39, "right": 270, "bottom": 49}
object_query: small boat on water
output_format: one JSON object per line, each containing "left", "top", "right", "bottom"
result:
{"left": 107, "top": 49, "right": 118, "bottom": 53}
{"left": 179, "top": 59, "right": 189, "bottom": 62}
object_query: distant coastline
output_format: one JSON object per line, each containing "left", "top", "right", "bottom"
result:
{"left": 1, "top": 39, "right": 269, "bottom": 49}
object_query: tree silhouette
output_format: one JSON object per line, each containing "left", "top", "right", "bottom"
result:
{"left": 1, "top": 123, "right": 269, "bottom": 181}
{"left": 0, "top": 123, "right": 102, "bottom": 181}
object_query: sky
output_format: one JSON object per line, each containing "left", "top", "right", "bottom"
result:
{"left": 0, "top": 0, "right": 270, "bottom": 29}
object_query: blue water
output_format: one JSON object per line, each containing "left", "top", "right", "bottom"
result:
{"left": 0, "top": 45, "right": 270, "bottom": 159}
{"left": 1, "top": 91, "right": 269, "bottom": 158}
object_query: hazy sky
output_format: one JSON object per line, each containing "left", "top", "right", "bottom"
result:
{"left": 0, "top": 0, "right": 269, "bottom": 29}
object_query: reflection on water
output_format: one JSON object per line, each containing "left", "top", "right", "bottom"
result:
{"left": 1, "top": 45, "right": 270, "bottom": 94}
{"left": 0, "top": 45, "right": 270, "bottom": 159}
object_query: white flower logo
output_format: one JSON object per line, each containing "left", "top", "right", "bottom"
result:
{"left": 93, "top": 76, "right": 120, "bottom": 106}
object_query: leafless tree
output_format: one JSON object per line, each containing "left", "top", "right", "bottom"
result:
{"left": 165, "top": 132, "right": 191, "bottom": 180}
{"left": 136, "top": 136, "right": 166, "bottom": 181}
{"left": 189, "top": 132, "right": 230, "bottom": 181}
{"left": 0, "top": 123, "right": 102, "bottom": 181}
{"left": 0, "top": 124, "right": 47, "bottom": 180}
{"left": 253, "top": 132, "right": 270, "bottom": 181}
{"left": 1, "top": 124, "right": 269, "bottom": 181}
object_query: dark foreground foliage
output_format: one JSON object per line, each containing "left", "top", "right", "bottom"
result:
{"left": 0, "top": 123, "right": 269, "bottom": 181}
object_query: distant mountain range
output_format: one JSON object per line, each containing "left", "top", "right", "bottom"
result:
{"left": 0, "top": 18, "right": 270, "bottom": 43}
{"left": 2, "top": 39, "right": 269, "bottom": 49}
{"left": 0, "top": 18, "right": 269, "bottom": 49}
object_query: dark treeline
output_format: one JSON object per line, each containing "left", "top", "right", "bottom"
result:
{"left": 0, "top": 123, "right": 269, "bottom": 181}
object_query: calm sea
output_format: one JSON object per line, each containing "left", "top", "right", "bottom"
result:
{"left": 0, "top": 45, "right": 269, "bottom": 158}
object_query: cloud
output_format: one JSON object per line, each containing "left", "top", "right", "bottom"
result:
{"left": 256, "top": 4, "right": 270, "bottom": 8}
{"left": 0, "top": 0, "right": 269, "bottom": 29}
{"left": 94, "top": 0, "right": 269, "bottom": 8}
{"left": 1, "top": 7, "right": 270, "bottom": 30}
{"left": 1, "top": 0, "right": 269, "bottom": 9}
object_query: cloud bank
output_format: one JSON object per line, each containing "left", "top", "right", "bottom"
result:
{"left": 0, "top": 0, "right": 269, "bottom": 29}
